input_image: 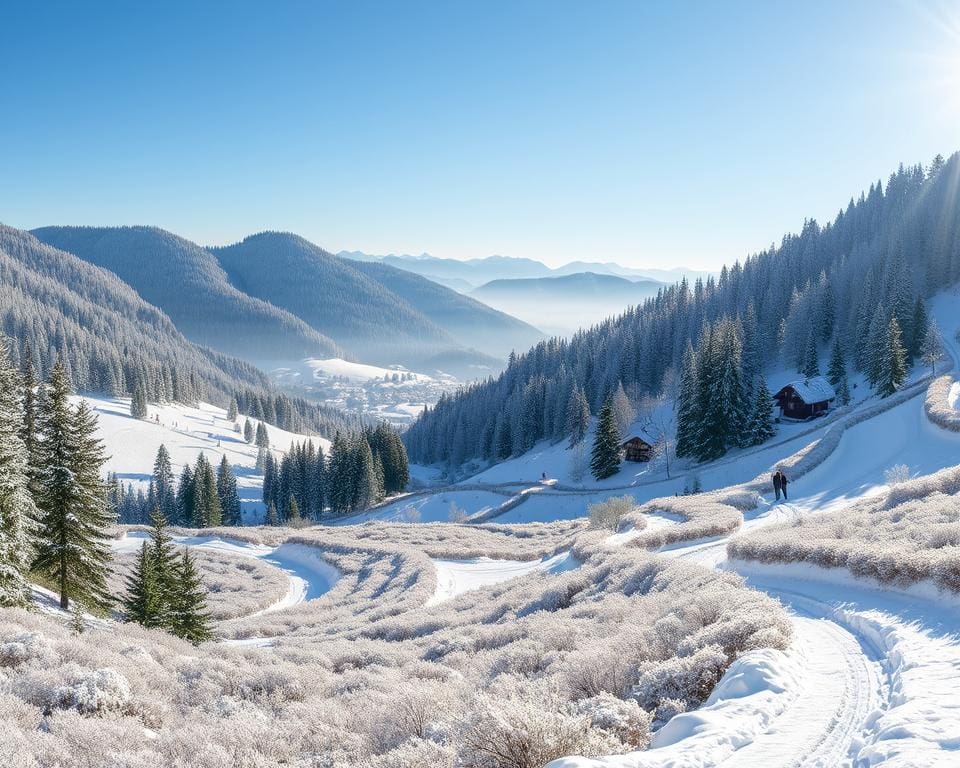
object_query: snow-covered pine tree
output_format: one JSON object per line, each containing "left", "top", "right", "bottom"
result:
{"left": 216, "top": 456, "right": 241, "bottom": 525}
{"left": 865, "top": 306, "right": 888, "bottom": 388}
{"left": 192, "top": 455, "right": 222, "bottom": 528}
{"left": 176, "top": 463, "right": 194, "bottom": 524}
{"left": 352, "top": 437, "right": 381, "bottom": 510}
{"left": 565, "top": 386, "right": 590, "bottom": 447}
{"left": 169, "top": 550, "right": 212, "bottom": 646}
{"left": 265, "top": 500, "right": 279, "bottom": 526}
{"left": 590, "top": 397, "right": 621, "bottom": 480}
{"left": 130, "top": 380, "right": 148, "bottom": 420}
{"left": 243, "top": 418, "right": 254, "bottom": 443}
{"left": 674, "top": 342, "right": 699, "bottom": 459}
{"left": 255, "top": 421, "right": 270, "bottom": 449}
{"left": 0, "top": 337, "right": 36, "bottom": 608}
{"left": 747, "top": 374, "right": 776, "bottom": 446}
{"left": 837, "top": 374, "right": 851, "bottom": 405}
{"left": 147, "top": 507, "right": 178, "bottom": 619}
{"left": 123, "top": 541, "right": 163, "bottom": 627}
{"left": 32, "top": 364, "right": 114, "bottom": 612}
{"left": 152, "top": 445, "right": 177, "bottom": 523}
{"left": 801, "top": 331, "right": 820, "bottom": 377}
{"left": 227, "top": 396, "right": 238, "bottom": 421}
{"left": 286, "top": 495, "right": 301, "bottom": 524}
{"left": 826, "top": 337, "right": 846, "bottom": 388}
{"left": 920, "top": 320, "right": 944, "bottom": 375}
{"left": 877, "top": 317, "right": 908, "bottom": 397}
{"left": 908, "top": 298, "right": 929, "bottom": 362}
{"left": 610, "top": 382, "right": 635, "bottom": 435}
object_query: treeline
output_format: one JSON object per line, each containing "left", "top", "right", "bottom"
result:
{"left": 406, "top": 153, "right": 960, "bottom": 466}
{"left": 0, "top": 341, "right": 211, "bottom": 643}
{"left": 113, "top": 423, "right": 409, "bottom": 527}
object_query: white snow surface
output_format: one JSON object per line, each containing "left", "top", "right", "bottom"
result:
{"left": 428, "top": 550, "right": 579, "bottom": 606}
{"left": 74, "top": 395, "right": 326, "bottom": 522}
{"left": 294, "top": 357, "right": 434, "bottom": 383}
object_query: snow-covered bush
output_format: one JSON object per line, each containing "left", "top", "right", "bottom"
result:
{"left": 588, "top": 496, "right": 634, "bottom": 531}
{"left": 51, "top": 667, "right": 131, "bottom": 715}
{"left": 0, "top": 520, "right": 789, "bottom": 766}
{"left": 924, "top": 374, "right": 960, "bottom": 432}
{"left": 884, "top": 463, "right": 912, "bottom": 486}
{"left": 448, "top": 502, "right": 469, "bottom": 523}
{"left": 729, "top": 461, "right": 960, "bottom": 591}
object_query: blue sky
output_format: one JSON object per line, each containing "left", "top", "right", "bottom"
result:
{"left": 2, "top": 1, "right": 958, "bottom": 269}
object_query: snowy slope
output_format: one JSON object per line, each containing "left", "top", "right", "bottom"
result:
{"left": 76, "top": 395, "right": 328, "bottom": 522}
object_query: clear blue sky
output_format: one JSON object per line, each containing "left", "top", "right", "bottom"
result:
{"left": 2, "top": 1, "right": 958, "bottom": 269}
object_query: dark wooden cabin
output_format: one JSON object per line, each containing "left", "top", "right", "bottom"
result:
{"left": 620, "top": 433, "right": 654, "bottom": 462}
{"left": 773, "top": 376, "right": 836, "bottom": 421}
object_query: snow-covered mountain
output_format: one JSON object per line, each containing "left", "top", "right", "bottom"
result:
{"left": 338, "top": 249, "right": 712, "bottom": 292}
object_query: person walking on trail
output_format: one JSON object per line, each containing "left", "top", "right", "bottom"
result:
{"left": 779, "top": 470, "right": 789, "bottom": 500}
{"left": 772, "top": 470, "right": 782, "bottom": 501}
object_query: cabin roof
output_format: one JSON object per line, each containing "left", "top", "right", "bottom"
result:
{"left": 775, "top": 375, "right": 836, "bottom": 404}
{"left": 621, "top": 430, "right": 655, "bottom": 446}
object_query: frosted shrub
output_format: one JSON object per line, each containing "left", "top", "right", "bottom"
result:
{"left": 0, "top": 632, "right": 55, "bottom": 668}
{"left": 588, "top": 496, "right": 634, "bottom": 531}
{"left": 924, "top": 374, "right": 960, "bottom": 432}
{"left": 574, "top": 693, "right": 651, "bottom": 749}
{"left": 632, "top": 644, "right": 728, "bottom": 713}
{"left": 449, "top": 502, "right": 469, "bottom": 523}
{"left": 51, "top": 668, "right": 131, "bottom": 715}
{"left": 885, "top": 464, "right": 911, "bottom": 486}
{"left": 368, "top": 738, "right": 457, "bottom": 768}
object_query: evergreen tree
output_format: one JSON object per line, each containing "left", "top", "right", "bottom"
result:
{"left": 152, "top": 445, "right": 177, "bottom": 522}
{"left": 920, "top": 320, "right": 944, "bottom": 375}
{"left": 674, "top": 343, "right": 699, "bottom": 459}
{"left": 352, "top": 438, "right": 381, "bottom": 510}
{"left": 0, "top": 337, "right": 36, "bottom": 607}
{"left": 837, "top": 373, "right": 851, "bottom": 405}
{"left": 191, "top": 455, "right": 222, "bottom": 528}
{"left": 123, "top": 542, "right": 164, "bottom": 628}
{"left": 255, "top": 421, "right": 270, "bottom": 449}
{"left": 168, "top": 550, "right": 212, "bottom": 646}
{"left": 909, "top": 298, "right": 929, "bottom": 361}
{"left": 610, "top": 382, "right": 635, "bottom": 435}
{"left": 590, "top": 398, "right": 621, "bottom": 480}
{"left": 227, "top": 397, "right": 238, "bottom": 421}
{"left": 130, "top": 381, "right": 148, "bottom": 420}
{"left": 827, "top": 338, "right": 846, "bottom": 388}
{"left": 801, "top": 331, "right": 820, "bottom": 377}
{"left": 216, "top": 456, "right": 241, "bottom": 525}
{"left": 32, "top": 364, "right": 113, "bottom": 612}
{"left": 147, "top": 507, "right": 178, "bottom": 616}
{"left": 176, "top": 464, "right": 194, "bottom": 525}
{"left": 877, "top": 317, "right": 908, "bottom": 397}
{"left": 265, "top": 500, "right": 279, "bottom": 526}
{"left": 243, "top": 418, "right": 254, "bottom": 443}
{"left": 565, "top": 386, "right": 591, "bottom": 447}
{"left": 747, "top": 375, "right": 776, "bottom": 446}
{"left": 286, "top": 495, "right": 301, "bottom": 524}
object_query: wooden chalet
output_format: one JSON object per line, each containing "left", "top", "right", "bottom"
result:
{"left": 773, "top": 376, "right": 836, "bottom": 421}
{"left": 620, "top": 431, "right": 654, "bottom": 462}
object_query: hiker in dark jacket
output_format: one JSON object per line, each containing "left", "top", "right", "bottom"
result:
{"left": 779, "top": 470, "right": 789, "bottom": 500}
{"left": 772, "top": 470, "right": 782, "bottom": 501}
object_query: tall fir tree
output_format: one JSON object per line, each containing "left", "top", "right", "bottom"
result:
{"left": 746, "top": 375, "right": 776, "bottom": 446}
{"left": 590, "top": 397, "right": 622, "bottom": 480}
{"left": 216, "top": 456, "right": 241, "bottom": 526}
{"left": 123, "top": 542, "right": 163, "bottom": 628}
{"left": 674, "top": 342, "right": 699, "bottom": 459}
{"left": 168, "top": 550, "right": 212, "bottom": 646}
{"left": 0, "top": 338, "right": 36, "bottom": 607}
{"left": 243, "top": 418, "right": 254, "bottom": 443}
{"left": 152, "top": 445, "right": 177, "bottom": 523}
{"left": 920, "top": 320, "right": 944, "bottom": 375}
{"left": 565, "top": 386, "right": 591, "bottom": 447}
{"left": 32, "top": 364, "right": 113, "bottom": 611}
{"left": 227, "top": 397, "right": 238, "bottom": 421}
{"left": 130, "top": 380, "right": 148, "bottom": 420}
{"left": 176, "top": 464, "right": 194, "bottom": 525}
{"left": 827, "top": 338, "right": 847, "bottom": 389}
{"left": 801, "top": 331, "right": 820, "bottom": 377}
{"left": 877, "top": 317, "right": 908, "bottom": 397}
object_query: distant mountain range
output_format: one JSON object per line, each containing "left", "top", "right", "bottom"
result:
{"left": 31, "top": 227, "right": 542, "bottom": 378}
{"left": 338, "top": 250, "right": 714, "bottom": 292}
{"left": 470, "top": 272, "right": 665, "bottom": 335}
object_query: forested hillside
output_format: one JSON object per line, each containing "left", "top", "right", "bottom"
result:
{"left": 0, "top": 225, "right": 269, "bottom": 401}
{"left": 350, "top": 258, "right": 543, "bottom": 358}
{"left": 213, "top": 232, "right": 539, "bottom": 368}
{"left": 31, "top": 226, "right": 340, "bottom": 364}
{"left": 0, "top": 225, "right": 358, "bottom": 439}
{"left": 405, "top": 153, "right": 960, "bottom": 465}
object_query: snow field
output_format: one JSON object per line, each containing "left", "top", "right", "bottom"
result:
{"left": 74, "top": 394, "right": 328, "bottom": 521}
